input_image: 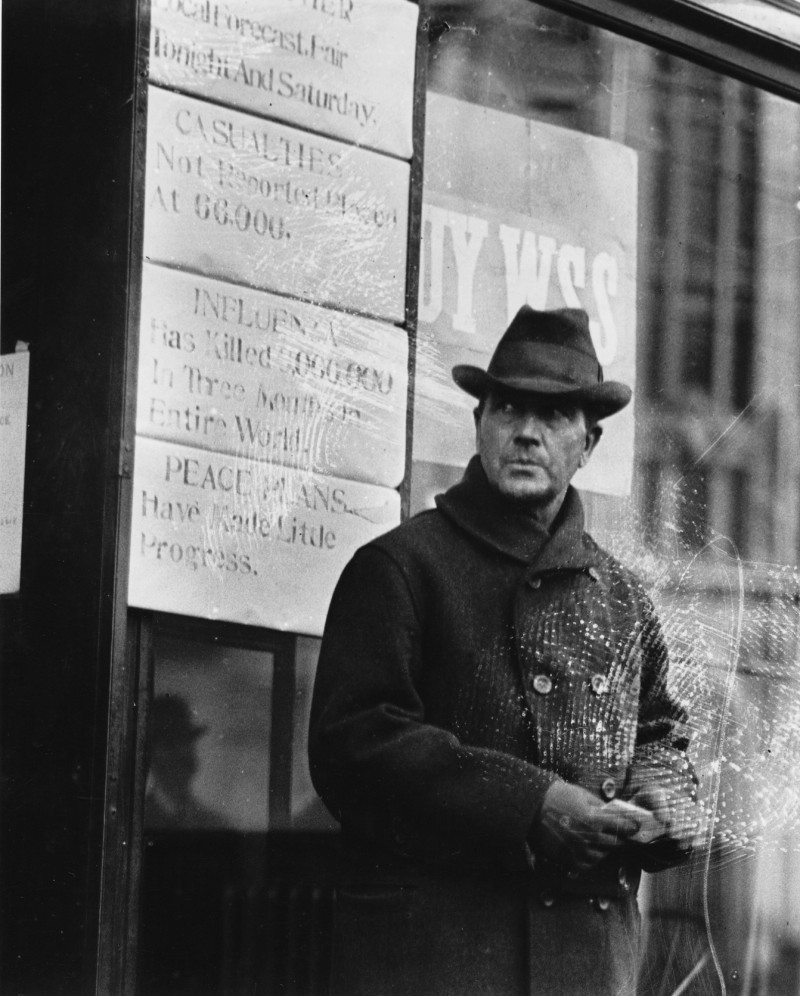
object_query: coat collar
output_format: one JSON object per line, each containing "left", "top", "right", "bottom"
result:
{"left": 435, "top": 456, "right": 599, "bottom": 572}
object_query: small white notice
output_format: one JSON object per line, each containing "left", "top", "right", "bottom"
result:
{"left": 128, "top": 436, "right": 400, "bottom": 634}
{"left": 0, "top": 350, "right": 30, "bottom": 594}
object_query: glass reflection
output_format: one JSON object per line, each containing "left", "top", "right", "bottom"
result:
{"left": 414, "top": 3, "right": 800, "bottom": 993}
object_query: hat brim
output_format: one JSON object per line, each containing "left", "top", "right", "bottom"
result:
{"left": 452, "top": 365, "right": 632, "bottom": 419}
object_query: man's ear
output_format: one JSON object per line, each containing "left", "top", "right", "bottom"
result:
{"left": 579, "top": 424, "right": 602, "bottom": 468}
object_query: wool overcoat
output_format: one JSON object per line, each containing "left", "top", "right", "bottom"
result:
{"left": 309, "top": 458, "right": 698, "bottom": 996}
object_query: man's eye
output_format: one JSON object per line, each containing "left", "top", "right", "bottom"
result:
{"left": 500, "top": 402, "right": 519, "bottom": 417}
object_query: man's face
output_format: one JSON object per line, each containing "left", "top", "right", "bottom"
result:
{"left": 475, "top": 389, "right": 601, "bottom": 510}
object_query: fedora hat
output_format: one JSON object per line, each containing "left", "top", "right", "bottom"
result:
{"left": 452, "top": 306, "right": 631, "bottom": 418}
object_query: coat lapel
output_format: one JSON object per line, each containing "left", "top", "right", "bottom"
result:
{"left": 528, "top": 487, "right": 598, "bottom": 576}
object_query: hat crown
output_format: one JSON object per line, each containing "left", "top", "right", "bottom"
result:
{"left": 500, "top": 306, "right": 596, "bottom": 353}
{"left": 487, "top": 306, "right": 601, "bottom": 386}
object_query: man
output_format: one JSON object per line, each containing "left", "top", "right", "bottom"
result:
{"left": 145, "top": 695, "right": 225, "bottom": 830}
{"left": 309, "top": 307, "right": 698, "bottom": 996}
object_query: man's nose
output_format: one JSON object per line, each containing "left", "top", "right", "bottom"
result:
{"left": 514, "top": 413, "right": 544, "bottom": 441}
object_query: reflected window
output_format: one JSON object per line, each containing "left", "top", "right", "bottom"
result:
{"left": 145, "top": 635, "right": 273, "bottom": 832}
{"left": 138, "top": 618, "right": 335, "bottom": 996}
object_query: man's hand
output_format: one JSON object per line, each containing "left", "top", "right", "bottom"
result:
{"left": 531, "top": 781, "right": 650, "bottom": 872}
{"left": 627, "top": 786, "right": 672, "bottom": 843}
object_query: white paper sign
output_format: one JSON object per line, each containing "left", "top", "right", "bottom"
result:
{"left": 138, "top": 264, "right": 408, "bottom": 487}
{"left": 149, "top": 0, "right": 418, "bottom": 159}
{"left": 144, "top": 87, "right": 409, "bottom": 322}
{"left": 0, "top": 351, "right": 30, "bottom": 594}
{"left": 128, "top": 436, "right": 400, "bottom": 634}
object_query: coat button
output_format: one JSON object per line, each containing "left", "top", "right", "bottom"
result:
{"left": 540, "top": 891, "right": 556, "bottom": 908}
{"left": 596, "top": 897, "right": 611, "bottom": 911}
{"left": 600, "top": 777, "right": 617, "bottom": 801}
{"left": 533, "top": 674, "right": 553, "bottom": 695}
{"left": 527, "top": 577, "right": 542, "bottom": 590}
{"left": 590, "top": 674, "right": 608, "bottom": 696}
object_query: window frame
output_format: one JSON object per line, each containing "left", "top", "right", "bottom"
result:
{"left": 527, "top": 0, "right": 800, "bottom": 101}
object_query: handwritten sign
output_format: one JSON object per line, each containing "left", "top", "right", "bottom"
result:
{"left": 138, "top": 264, "right": 408, "bottom": 487}
{"left": 128, "top": 436, "right": 400, "bottom": 634}
{"left": 149, "top": 0, "right": 418, "bottom": 159}
{"left": 414, "top": 94, "right": 638, "bottom": 496}
{"left": 0, "top": 350, "right": 30, "bottom": 594}
{"left": 143, "top": 87, "right": 409, "bottom": 322}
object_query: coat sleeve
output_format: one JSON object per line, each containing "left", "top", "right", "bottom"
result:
{"left": 627, "top": 595, "right": 701, "bottom": 870}
{"left": 308, "top": 544, "right": 557, "bottom": 868}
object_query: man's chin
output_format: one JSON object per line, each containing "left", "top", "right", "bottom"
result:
{"left": 497, "top": 480, "right": 553, "bottom": 506}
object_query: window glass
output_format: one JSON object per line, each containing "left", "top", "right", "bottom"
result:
{"left": 134, "top": 4, "right": 800, "bottom": 993}
{"left": 413, "top": 2, "right": 800, "bottom": 991}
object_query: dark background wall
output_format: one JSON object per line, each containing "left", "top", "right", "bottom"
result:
{"left": 1, "top": 2, "right": 141, "bottom": 991}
